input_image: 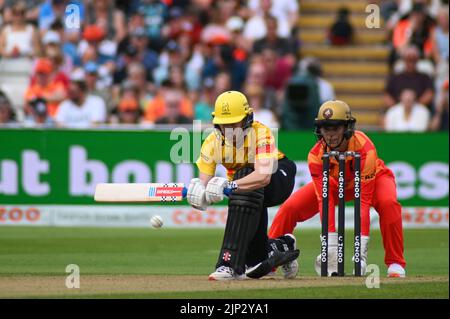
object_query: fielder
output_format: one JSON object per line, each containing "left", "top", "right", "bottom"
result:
{"left": 269, "top": 100, "right": 406, "bottom": 277}
{"left": 187, "top": 91, "right": 300, "bottom": 281}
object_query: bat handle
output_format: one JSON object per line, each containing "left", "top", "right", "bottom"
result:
{"left": 181, "top": 186, "right": 233, "bottom": 198}
{"left": 182, "top": 187, "right": 188, "bottom": 198}
{"left": 223, "top": 188, "right": 233, "bottom": 197}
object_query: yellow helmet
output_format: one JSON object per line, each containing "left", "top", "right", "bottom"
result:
{"left": 314, "top": 100, "right": 356, "bottom": 140}
{"left": 212, "top": 91, "right": 253, "bottom": 125}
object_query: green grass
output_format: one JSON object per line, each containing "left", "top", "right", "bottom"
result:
{"left": 59, "top": 282, "right": 449, "bottom": 299}
{"left": 0, "top": 227, "right": 448, "bottom": 298}
{"left": 0, "top": 227, "right": 447, "bottom": 276}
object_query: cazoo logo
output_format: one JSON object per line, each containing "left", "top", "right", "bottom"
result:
{"left": 0, "top": 207, "right": 40, "bottom": 223}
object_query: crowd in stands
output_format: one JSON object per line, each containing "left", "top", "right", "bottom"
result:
{"left": 0, "top": 0, "right": 448, "bottom": 132}
{"left": 381, "top": 0, "right": 449, "bottom": 131}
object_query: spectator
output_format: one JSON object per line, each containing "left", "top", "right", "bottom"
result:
{"left": 153, "top": 40, "right": 185, "bottom": 86}
{"left": 430, "top": 79, "right": 449, "bottom": 131}
{"left": 84, "top": 61, "right": 112, "bottom": 110}
{"left": 155, "top": 89, "right": 193, "bottom": 124}
{"left": 138, "top": 0, "right": 168, "bottom": 47}
{"left": 194, "top": 77, "right": 215, "bottom": 122}
{"left": 213, "top": 71, "right": 232, "bottom": 95}
{"left": 42, "top": 30, "right": 73, "bottom": 79}
{"left": 117, "top": 9, "right": 147, "bottom": 52}
{"left": 261, "top": 48, "right": 292, "bottom": 103}
{"left": 0, "top": 1, "right": 42, "bottom": 58}
{"left": 28, "top": 33, "right": 72, "bottom": 90}
{"left": 299, "top": 57, "right": 336, "bottom": 104}
{"left": 24, "top": 97, "right": 54, "bottom": 126}
{"left": 253, "top": 15, "right": 295, "bottom": 59}
{"left": 384, "top": 89, "right": 430, "bottom": 131}
{"left": 127, "top": 62, "right": 154, "bottom": 108}
{"left": 129, "top": 27, "right": 159, "bottom": 72}
{"left": 0, "top": 93, "right": 15, "bottom": 124}
{"left": 380, "top": 0, "right": 402, "bottom": 29}
{"left": 78, "top": 24, "right": 116, "bottom": 66}
{"left": 1, "top": 0, "right": 40, "bottom": 24}
{"left": 184, "top": 43, "right": 206, "bottom": 92}
{"left": 244, "top": 0, "right": 292, "bottom": 41}
{"left": 202, "top": 44, "right": 247, "bottom": 91}
{"left": 328, "top": 7, "right": 354, "bottom": 45}
{"left": 55, "top": 73, "right": 107, "bottom": 128}
{"left": 200, "top": 2, "right": 233, "bottom": 46}
{"left": 226, "top": 15, "right": 251, "bottom": 63}
{"left": 248, "top": 0, "right": 299, "bottom": 34}
{"left": 431, "top": 8, "right": 449, "bottom": 93}
{"left": 384, "top": 45, "right": 434, "bottom": 108}
{"left": 169, "top": 65, "right": 189, "bottom": 92}
{"left": 391, "top": 3, "right": 435, "bottom": 66}
{"left": 25, "top": 58, "right": 67, "bottom": 117}
{"left": 49, "top": 20, "right": 82, "bottom": 67}
{"left": 195, "top": 71, "right": 233, "bottom": 121}
{"left": 244, "top": 83, "right": 279, "bottom": 128}
{"left": 144, "top": 83, "right": 193, "bottom": 123}
{"left": 110, "top": 97, "right": 143, "bottom": 125}
{"left": 85, "top": 0, "right": 127, "bottom": 43}
{"left": 432, "top": 7, "right": 449, "bottom": 64}
{"left": 245, "top": 61, "right": 278, "bottom": 111}
{"left": 165, "top": 6, "right": 202, "bottom": 46}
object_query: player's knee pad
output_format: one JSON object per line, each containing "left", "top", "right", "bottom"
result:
{"left": 224, "top": 189, "right": 264, "bottom": 250}
{"left": 218, "top": 185, "right": 265, "bottom": 274}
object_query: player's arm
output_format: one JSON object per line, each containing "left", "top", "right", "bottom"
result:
{"left": 199, "top": 172, "right": 213, "bottom": 186}
{"left": 202, "top": 158, "right": 274, "bottom": 204}
{"left": 234, "top": 157, "right": 274, "bottom": 190}
{"left": 359, "top": 149, "right": 376, "bottom": 217}
{"left": 234, "top": 125, "right": 277, "bottom": 190}
{"left": 204, "top": 126, "right": 277, "bottom": 201}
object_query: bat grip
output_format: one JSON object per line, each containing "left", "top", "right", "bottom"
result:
{"left": 181, "top": 186, "right": 233, "bottom": 198}
{"left": 223, "top": 188, "right": 233, "bottom": 197}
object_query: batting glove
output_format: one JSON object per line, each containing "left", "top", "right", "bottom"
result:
{"left": 205, "top": 177, "right": 238, "bottom": 203}
{"left": 187, "top": 178, "right": 209, "bottom": 211}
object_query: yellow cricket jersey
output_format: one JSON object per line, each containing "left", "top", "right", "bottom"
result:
{"left": 196, "top": 121, "right": 285, "bottom": 179}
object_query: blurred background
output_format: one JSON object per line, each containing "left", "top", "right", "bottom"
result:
{"left": 0, "top": 0, "right": 447, "bottom": 131}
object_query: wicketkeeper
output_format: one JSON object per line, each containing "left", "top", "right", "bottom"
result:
{"left": 269, "top": 100, "right": 406, "bottom": 277}
{"left": 187, "top": 91, "right": 300, "bottom": 281}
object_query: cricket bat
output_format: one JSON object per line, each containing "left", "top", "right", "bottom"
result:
{"left": 94, "top": 183, "right": 188, "bottom": 202}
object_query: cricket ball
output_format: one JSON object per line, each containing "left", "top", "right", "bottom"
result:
{"left": 150, "top": 215, "right": 163, "bottom": 228}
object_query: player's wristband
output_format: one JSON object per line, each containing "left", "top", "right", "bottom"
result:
{"left": 224, "top": 181, "right": 238, "bottom": 196}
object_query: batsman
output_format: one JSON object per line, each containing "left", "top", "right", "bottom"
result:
{"left": 187, "top": 91, "right": 300, "bottom": 281}
{"left": 269, "top": 100, "right": 406, "bottom": 278}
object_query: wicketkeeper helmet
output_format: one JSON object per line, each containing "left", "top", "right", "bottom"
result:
{"left": 314, "top": 100, "right": 356, "bottom": 140}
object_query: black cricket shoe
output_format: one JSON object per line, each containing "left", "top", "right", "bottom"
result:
{"left": 245, "top": 249, "right": 300, "bottom": 279}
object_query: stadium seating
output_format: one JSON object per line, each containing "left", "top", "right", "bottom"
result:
{"left": 299, "top": 0, "right": 389, "bottom": 129}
